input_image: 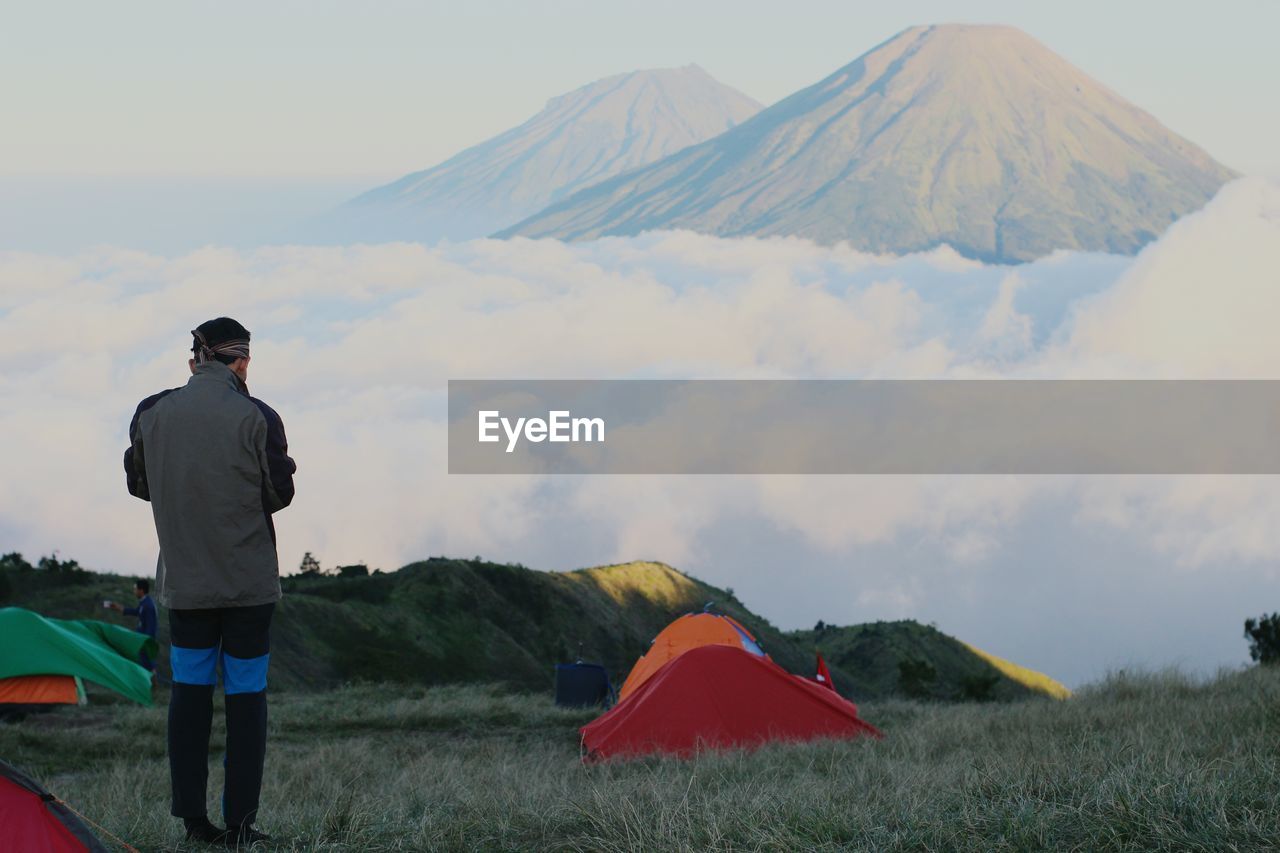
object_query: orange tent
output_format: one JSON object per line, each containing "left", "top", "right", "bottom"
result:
{"left": 619, "top": 612, "right": 768, "bottom": 700}
{"left": 0, "top": 674, "right": 82, "bottom": 705}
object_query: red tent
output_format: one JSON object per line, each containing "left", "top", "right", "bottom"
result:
{"left": 0, "top": 759, "right": 108, "bottom": 852}
{"left": 582, "top": 644, "right": 881, "bottom": 760}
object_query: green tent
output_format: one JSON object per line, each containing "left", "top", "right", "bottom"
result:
{"left": 0, "top": 608, "right": 158, "bottom": 706}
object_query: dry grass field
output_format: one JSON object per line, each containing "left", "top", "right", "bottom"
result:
{"left": 3, "top": 666, "right": 1278, "bottom": 851}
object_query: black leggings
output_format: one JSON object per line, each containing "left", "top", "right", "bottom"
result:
{"left": 167, "top": 603, "right": 274, "bottom": 827}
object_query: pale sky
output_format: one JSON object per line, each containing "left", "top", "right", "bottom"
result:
{"left": 3, "top": 0, "right": 1278, "bottom": 181}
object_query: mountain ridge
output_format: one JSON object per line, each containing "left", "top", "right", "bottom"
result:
{"left": 1, "top": 554, "right": 1067, "bottom": 702}
{"left": 501, "top": 24, "right": 1236, "bottom": 262}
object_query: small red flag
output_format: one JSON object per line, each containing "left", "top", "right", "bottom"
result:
{"left": 814, "top": 653, "right": 836, "bottom": 692}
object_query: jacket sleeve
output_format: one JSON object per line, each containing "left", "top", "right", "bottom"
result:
{"left": 141, "top": 599, "right": 158, "bottom": 637}
{"left": 124, "top": 391, "right": 172, "bottom": 501}
{"left": 253, "top": 398, "right": 297, "bottom": 513}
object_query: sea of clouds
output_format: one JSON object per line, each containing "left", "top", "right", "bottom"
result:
{"left": 2, "top": 177, "right": 1278, "bottom": 686}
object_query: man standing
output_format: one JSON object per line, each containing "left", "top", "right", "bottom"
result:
{"left": 125, "top": 317, "right": 296, "bottom": 847}
{"left": 109, "top": 579, "right": 158, "bottom": 670}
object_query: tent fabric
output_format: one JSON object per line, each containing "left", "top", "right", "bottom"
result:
{"left": 619, "top": 613, "right": 768, "bottom": 700}
{"left": 583, "top": 644, "right": 881, "bottom": 760}
{"left": 0, "top": 608, "right": 157, "bottom": 706}
{"left": 0, "top": 759, "right": 109, "bottom": 852}
{"left": 554, "top": 663, "right": 612, "bottom": 708}
{"left": 0, "top": 674, "right": 83, "bottom": 705}
{"left": 814, "top": 653, "right": 837, "bottom": 693}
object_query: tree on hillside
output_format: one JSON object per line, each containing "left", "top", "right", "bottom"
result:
{"left": 1, "top": 552, "right": 34, "bottom": 572}
{"left": 960, "top": 673, "right": 1000, "bottom": 702}
{"left": 37, "top": 554, "right": 85, "bottom": 575}
{"left": 38, "top": 553, "right": 91, "bottom": 584}
{"left": 2, "top": 551, "right": 90, "bottom": 589}
{"left": 898, "top": 657, "right": 938, "bottom": 699}
{"left": 1244, "top": 613, "right": 1280, "bottom": 665}
{"left": 337, "top": 563, "right": 369, "bottom": 578}
{"left": 299, "top": 552, "right": 324, "bottom": 577}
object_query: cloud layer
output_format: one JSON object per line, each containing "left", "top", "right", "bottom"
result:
{"left": 2, "top": 178, "right": 1278, "bottom": 686}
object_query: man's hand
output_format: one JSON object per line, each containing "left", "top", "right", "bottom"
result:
{"left": 108, "top": 601, "right": 124, "bottom": 612}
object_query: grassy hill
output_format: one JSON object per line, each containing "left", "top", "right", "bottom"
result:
{"left": 0, "top": 553, "right": 1065, "bottom": 702}
{"left": 271, "top": 558, "right": 825, "bottom": 692}
{"left": 794, "top": 620, "right": 1070, "bottom": 702}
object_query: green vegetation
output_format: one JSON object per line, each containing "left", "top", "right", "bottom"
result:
{"left": 1244, "top": 613, "right": 1280, "bottom": 665}
{"left": 2, "top": 667, "right": 1277, "bottom": 850}
{"left": 794, "top": 620, "right": 1070, "bottom": 702}
{"left": 1, "top": 554, "right": 1066, "bottom": 702}
{"left": 0, "top": 551, "right": 93, "bottom": 587}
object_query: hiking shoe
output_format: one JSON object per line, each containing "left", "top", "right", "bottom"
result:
{"left": 224, "top": 825, "right": 272, "bottom": 848}
{"left": 184, "top": 817, "right": 229, "bottom": 844}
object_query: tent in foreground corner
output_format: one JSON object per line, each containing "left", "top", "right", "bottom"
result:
{"left": 619, "top": 611, "right": 768, "bottom": 701}
{"left": 0, "top": 759, "right": 109, "bottom": 852}
{"left": 0, "top": 607, "right": 157, "bottom": 706}
{"left": 582, "top": 644, "right": 881, "bottom": 760}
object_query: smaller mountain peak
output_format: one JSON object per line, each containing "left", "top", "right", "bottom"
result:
{"left": 627, "top": 63, "right": 715, "bottom": 81}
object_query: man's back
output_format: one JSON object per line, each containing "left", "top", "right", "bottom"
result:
{"left": 126, "top": 360, "right": 295, "bottom": 609}
{"left": 127, "top": 317, "right": 292, "bottom": 844}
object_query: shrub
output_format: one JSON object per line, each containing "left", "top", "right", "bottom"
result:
{"left": 1244, "top": 613, "right": 1280, "bottom": 665}
{"left": 898, "top": 657, "right": 937, "bottom": 698}
{"left": 960, "top": 673, "right": 1000, "bottom": 702}
{"left": 1, "top": 552, "right": 34, "bottom": 572}
{"left": 299, "top": 552, "right": 324, "bottom": 577}
{"left": 34, "top": 553, "right": 92, "bottom": 585}
{"left": 37, "top": 554, "right": 86, "bottom": 574}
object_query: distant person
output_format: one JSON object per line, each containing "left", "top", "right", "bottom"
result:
{"left": 107, "top": 579, "right": 158, "bottom": 670}
{"left": 124, "top": 317, "right": 296, "bottom": 847}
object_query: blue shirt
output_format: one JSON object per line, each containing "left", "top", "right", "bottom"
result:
{"left": 123, "top": 595, "right": 158, "bottom": 638}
